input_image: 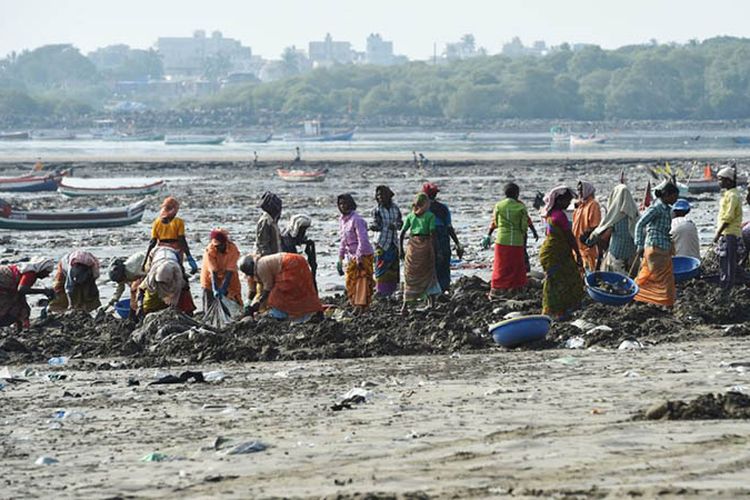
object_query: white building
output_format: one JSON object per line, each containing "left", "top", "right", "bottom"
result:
{"left": 365, "top": 33, "right": 394, "bottom": 66}
{"left": 156, "top": 30, "right": 253, "bottom": 78}
{"left": 308, "top": 33, "right": 354, "bottom": 67}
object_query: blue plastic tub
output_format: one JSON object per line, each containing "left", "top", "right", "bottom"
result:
{"left": 488, "top": 315, "right": 551, "bottom": 347}
{"left": 585, "top": 271, "right": 639, "bottom": 306}
{"left": 114, "top": 299, "right": 131, "bottom": 319}
{"left": 673, "top": 256, "right": 701, "bottom": 282}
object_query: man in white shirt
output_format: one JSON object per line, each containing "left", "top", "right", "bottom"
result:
{"left": 670, "top": 199, "right": 701, "bottom": 259}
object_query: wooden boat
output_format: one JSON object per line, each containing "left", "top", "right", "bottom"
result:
{"left": 570, "top": 134, "right": 607, "bottom": 146}
{"left": 109, "top": 132, "right": 165, "bottom": 142}
{"left": 276, "top": 168, "right": 327, "bottom": 183}
{"left": 58, "top": 178, "right": 165, "bottom": 197}
{"left": 0, "top": 199, "right": 147, "bottom": 230}
{"left": 164, "top": 135, "right": 225, "bottom": 145}
{"left": 0, "top": 131, "right": 30, "bottom": 141}
{"left": 0, "top": 172, "right": 64, "bottom": 192}
{"left": 293, "top": 128, "right": 355, "bottom": 142}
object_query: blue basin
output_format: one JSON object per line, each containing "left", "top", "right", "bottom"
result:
{"left": 673, "top": 256, "right": 701, "bottom": 282}
{"left": 585, "top": 271, "right": 638, "bottom": 306}
{"left": 489, "top": 315, "right": 551, "bottom": 347}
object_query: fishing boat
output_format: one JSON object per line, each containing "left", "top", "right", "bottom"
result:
{"left": 0, "top": 131, "right": 30, "bottom": 141}
{"left": 31, "top": 130, "right": 77, "bottom": 141}
{"left": 0, "top": 199, "right": 147, "bottom": 230}
{"left": 570, "top": 133, "right": 607, "bottom": 146}
{"left": 686, "top": 165, "right": 748, "bottom": 194}
{"left": 58, "top": 178, "right": 165, "bottom": 197}
{"left": 286, "top": 120, "right": 355, "bottom": 142}
{"left": 109, "top": 132, "right": 165, "bottom": 142}
{"left": 276, "top": 168, "right": 327, "bottom": 183}
{"left": 0, "top": 172, "right": 65, "bottom": 192}
{"left": 164, "top": 135, "right": 225, "bottom": 145}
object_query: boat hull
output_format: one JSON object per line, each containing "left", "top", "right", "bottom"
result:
{"left": 289, "top": 128, "right": 355, "bottom": 142}
{"left": 58, "top": 180, "right": 165, "bottom": 197}
{"left": 0, "top": 200, "right": 146, "bottom": 230}
{"left": 0, "top": 131, "right": 30, "bottom": 140}
{"left": 276, "top": 169, "right": 326, "bottom": 183}
{"left": 165, "top": 135, "right": 225, "bottom": 145}
{"left": 0, "top": 175, "right": 62, "bottom": 192}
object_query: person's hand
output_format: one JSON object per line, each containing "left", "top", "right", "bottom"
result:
{"left": 336, "top": 259, "right": 344, "bottom": 276}
{"left": 388, "top": 221, "right": 398, "bottom": 230}
{"left": 480, "top": 235, "right": 491, "bottom": 250}
{"left": 456, "top": 244, "right": 464, "bottom": 260}
{"left": 187, "top": 255, "right": 198, "bottom": 275}
{"left": 248, "top": 302, "right": 260, "bottom": 316}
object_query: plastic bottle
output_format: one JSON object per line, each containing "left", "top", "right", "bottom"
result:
{"left": 47, "top": 357, "right": 68, "bottom": 366}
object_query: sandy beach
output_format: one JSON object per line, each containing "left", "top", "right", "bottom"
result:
{"left": 1, "top": 158, "right": 750, "bottom": 498}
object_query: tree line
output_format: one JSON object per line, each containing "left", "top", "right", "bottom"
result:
{"left": 3, "top": 37, "right": 750, "bottom": 123}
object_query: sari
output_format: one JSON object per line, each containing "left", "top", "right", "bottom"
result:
{"left": 345, "top": 254, "right": 375, "bottom": 307}
{"left": 403, "top": 235, "right": 441, "bottom": 302}
{"left": 374, "top": 245, "right": 400, "bottom": 296}
{"left": 634, "top": 247, "right": 676, "bottom": 306}
{"left": 540, "top": 209, "right": 584, "bottom": 319}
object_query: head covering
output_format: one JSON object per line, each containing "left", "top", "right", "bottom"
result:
{"left": 108, "top": 257, "right": 127, "bottom": 283}
{"left": 69, "top": 263, "right": 92, "bottom": 285}
{"left": 672, "top": 199, "right": 691, "bottom": 213}
{"left": 68, "top": 250, "right": 100, "bottom": 278}
{"left": 159, "top": 196, "right": 179, "bottom": 220}
{"left": 285, "top": 214, "right": 312, "bottom": 239}
{"left": 143, "top": 258, "right": 183, "bottom": 306}
{"left": 591, "top": 184, "right": 640, "bottom": 239}
{"left": 18, "top": 257, "right": 55, "bottom": 276}
{"left": 422, "top": 183, "right": 440, "bottom": 199}
{"left": 259, "top": 191, "right": 282, "bottom": 219}
{"left": 717, "top": 166, "right": 736, "bottom": 180}
{"left": 542, "top": 186, "right": 576, "bottom": 216}
{"left": 209, "top": 228, "right": 229, "bottom": 244}
{"left": 238, "top": 254, "right": 255, "bottom": 276}
{"left": 413, "top": 192, "right": 430, "bottom": 215}
{"left": 337, "top": 193, "right": 357, "bottom": 212}
{"left": 578, "top": 181, "right": 596, "bottom": 200}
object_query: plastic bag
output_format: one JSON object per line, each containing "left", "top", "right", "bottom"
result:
{"left": 203, "top": 296, "right": 240, "bottom": 328}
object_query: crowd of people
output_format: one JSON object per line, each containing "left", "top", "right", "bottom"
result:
{"left": 0, "top": 165, "right": 747, "bottom": 331}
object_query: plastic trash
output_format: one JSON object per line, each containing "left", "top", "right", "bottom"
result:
{"left": 565, "top": 337, "right": 585, "bottom": 349}
{"left": 618, "top": 340, "right": 644, "bottom": 351}
{"left": 52, "top": 410, "right": 85, "bottom": 421}
{"left": 623, "top": 370, "right": 641, "bottom": 378}
{"left": 47, "top": 373, "right": 67, "bottom": 381}
{"left": 35, "top": 456, "right": 59, "bottom": 465}
{"left": 552, "top": 356, "right": 579, "bottom": 366}
{"left": 47, "top": 357, "right": 68, "bottom": 366}
{"left": 570, "top": 319, "right": 596, "bottom": 331}
{"left": 204, "top": 370, "right": 226, "bottom": 382}
{"left": 586, "top": 325, "right": 613, "bottom": 335}
{"left": 728, "top": 385, "right": 747, "bottom": 393}
{"left": 0, "top": 366, "right": 12, "bottom": 379}
{"left": 224, "top": 440, "right": 267, "bottom": 455}
{"left": 331, "top": 387, "right": 372, "bottom": 411}
{"left": 141, "top": 452, "right": 169, "bottom": 462}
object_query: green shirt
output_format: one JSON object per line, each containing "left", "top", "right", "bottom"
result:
{"left": 403, "top": 211, "right": 436, "bottom": 236}
{"left": 493, "top": 198, "right": 529, "bottom": 246}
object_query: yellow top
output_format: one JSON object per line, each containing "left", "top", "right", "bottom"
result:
{"left": 151, "top": 217, "right": 185, "bottom": 241}
{"left": 718, "top": 188, "right": 742, "bottom": 237}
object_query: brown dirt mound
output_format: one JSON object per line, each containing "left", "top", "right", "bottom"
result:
{"left": 638, "top": 392, "right": 750, "bottom": 420}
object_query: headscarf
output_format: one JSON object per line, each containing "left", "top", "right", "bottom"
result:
{"left": 143, "top": 258, "right": 183, "bottom": 306}
{"left": 337, "top": 193, "right": 357, "bottom": 212}
{"left": 159, "top": 196, "right": 179, "bottom": 220}
{"left": 18, "top": 257, "right": 55, "bottom": 276}
{"left": 413, "top": 192, "right": 430, "bottom": 216}
{"left": 591, "top": 184, "right": 640, "bottom": 238}
{"left": 68, "top": 250, "right": 100, "bottom": 278}
{"left": 259, "top": 191, "right": 282, "bottom": 220}
{"left": 542, "top": 186, "right": 576, "bottom": 217}
{"left": 422, "top": 183, "right": 440, "bottom": 199}
{"left": 285, "top": 214, "right": 312, "bottom": 239}
{"left": 578, "top": 181, "right": 596, "bottom": 200}
{"left": 717, "top": 166, "right": 736, "bottom": 181}
{"left": 209, "top": 228, "right": 229, "bottom": 244}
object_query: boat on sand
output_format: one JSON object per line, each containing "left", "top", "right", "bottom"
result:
{"left": 0, "top": 199, "right": 147, "bottom": 230}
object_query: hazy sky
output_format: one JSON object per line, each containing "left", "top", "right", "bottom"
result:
{"left": 2, "top": 0, "right": 750, "bottom": 60}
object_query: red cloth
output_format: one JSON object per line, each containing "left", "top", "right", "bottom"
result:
{"left": 267, "top": 254, "right": 322, "bottom": 319}
{"left": 18, "top": 271, "right": 37, "bottom": 288}
{"left": 491, "top": 244, "right": 527, "bottom": 290}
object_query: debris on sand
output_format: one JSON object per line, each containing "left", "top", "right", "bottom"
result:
{"left": 639, "top": 392, "right": 750, "bottom": 420}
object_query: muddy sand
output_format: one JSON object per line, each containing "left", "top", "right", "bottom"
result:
{"left": 1, "top": 158, "right": 750, "bottom": 497}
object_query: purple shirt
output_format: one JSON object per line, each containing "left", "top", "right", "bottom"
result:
{"left": 339, "top": 211, "right": 374, "bottom": 261}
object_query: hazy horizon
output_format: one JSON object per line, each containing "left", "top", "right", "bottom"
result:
{"left": 2, "top": 0, "right": 750, "bottom": 60}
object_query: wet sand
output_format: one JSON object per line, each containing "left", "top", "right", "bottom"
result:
{"left": 1, "top": 158, "right": 750, "bottom": 497}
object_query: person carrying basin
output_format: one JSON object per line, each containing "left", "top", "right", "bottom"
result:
{"left": 49, "top": 250, "right": 101, "bottom": 313}
{"left": 634, "top": 181, "right": 679, "bottom": 307}
{"left": 240, "top": 253, "right": 323, "bottom": 321}
{"left": 0, "top": 257, "right": 55, "bottom": 330}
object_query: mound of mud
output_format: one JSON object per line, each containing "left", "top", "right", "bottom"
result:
{"left": 638, "top": 392, "right": 750, "bottom": 420}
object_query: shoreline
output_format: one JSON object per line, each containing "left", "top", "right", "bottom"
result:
{"left": 1, "top": 149, "right": 750, "bottom": 164}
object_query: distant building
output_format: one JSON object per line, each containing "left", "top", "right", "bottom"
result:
{"left": 156, "top": 30, "right": 253, "bottom": 78}
{"left": 365, "top": 33, "right": 394, "bottom": 66}
{"left": 308, "top": 33, "right": 354, "bottom": 67}
{"left": 501, "top": 37, "right": 548, "bottom": 58}
{"left": 443, "top": 34, "right": 478, "bottom": 61}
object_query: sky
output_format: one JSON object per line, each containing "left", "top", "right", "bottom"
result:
{"left": 2, "top": 0, "right": 750, "bottom": 60}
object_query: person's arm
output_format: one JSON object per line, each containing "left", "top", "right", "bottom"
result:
{"left": 353, "top": 216, "right": 370, "bottom": 265}
{"left": 107, "top": 282, "right": 126, "bottom": 306}
{"left": 369, "top": 208, "right": 382, "bottom": 232}
{"left": 714, "top": 193, "right": 737, "bottom": 243}
{"left": 399, "top": 228, "right": 407, "bottom": 259}
{"left": 564, "top": 228, "right": 583, "bottom": 266}
{"left": 634, "top": 206, "right": 656, "bottom": 254}
{"left": 143, "top": 239, "right": 156, "bottom": 270}
{"left": 220, "top": 271, "right": 232, "bottom": 294}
